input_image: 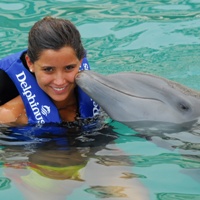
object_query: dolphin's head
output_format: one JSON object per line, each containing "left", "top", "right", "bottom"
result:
{"left": 76, "top": 71, "right": 200, "bottom": 132}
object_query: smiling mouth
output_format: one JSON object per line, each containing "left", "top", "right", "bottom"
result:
{"left": 52, "top": 87, "right": 66, "bottom": 91}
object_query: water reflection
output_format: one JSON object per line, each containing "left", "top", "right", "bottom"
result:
{"left": 0, "top": 125, "right": 149, "bottom": 199}
{"left": 0, "top": 177, "right": 11, "bottom": 190}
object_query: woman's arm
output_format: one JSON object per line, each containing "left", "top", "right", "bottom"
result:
{"left": 0, "top": 95, "right": 28, "bottom": 125}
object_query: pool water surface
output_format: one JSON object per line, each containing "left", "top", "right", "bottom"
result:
{"left": 0, "top": 0, "right": 200, "bottom": 200}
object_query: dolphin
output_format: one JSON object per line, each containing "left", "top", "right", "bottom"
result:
{"left": 76, "top": 71, "right": 200, "bottom": 133}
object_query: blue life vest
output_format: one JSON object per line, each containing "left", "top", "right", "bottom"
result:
{"left": 0, "top": 50, "right": 99, "bottom": 124}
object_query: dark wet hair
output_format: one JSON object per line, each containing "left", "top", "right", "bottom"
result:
{"left": 27, "top": 16, "right": 85, "bottom": 63}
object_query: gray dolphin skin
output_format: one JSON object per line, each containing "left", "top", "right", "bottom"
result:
{"left": 76, "top": 71, "right": 200, "bottom": 133}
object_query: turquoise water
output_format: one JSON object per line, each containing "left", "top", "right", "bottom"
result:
{"left": 0, "top": 0, "right": 200, "bottom": 200}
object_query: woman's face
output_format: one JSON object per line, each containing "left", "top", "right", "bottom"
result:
{"left": 26, "top": 46, "right": 81, "bottom": 103}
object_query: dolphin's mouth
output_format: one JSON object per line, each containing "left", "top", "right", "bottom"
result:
{"left": 79, "top": 71, "right": 164, "bottom": 103}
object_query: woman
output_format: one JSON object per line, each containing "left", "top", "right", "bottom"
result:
{"left": 0, "top": 17, "right": 150, "bottom": 200}
{"left": 0, "top": 16, "right": 98, "bottom": 125}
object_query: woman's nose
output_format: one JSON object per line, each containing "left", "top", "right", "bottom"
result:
{"left": 53, "top": 72, "right": 66, "bottom": 85}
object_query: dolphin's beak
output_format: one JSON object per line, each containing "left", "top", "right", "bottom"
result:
{"left": 75, "top": 71, "right": 84, "bottom": 81}
{"left": 76, "top": 71, "right": 82, "bottom": 78}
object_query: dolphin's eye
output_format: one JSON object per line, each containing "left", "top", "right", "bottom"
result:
{"left": 178, "top": 102, "right": 190, "bottom": 111}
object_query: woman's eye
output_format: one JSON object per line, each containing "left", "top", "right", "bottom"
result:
{"left": 65, "top": 65, "right": 75, "bottom": 71}
{"left": 43, "top": 67, "right": 54, "bottom": 72}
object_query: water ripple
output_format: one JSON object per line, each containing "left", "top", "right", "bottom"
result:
{"left": 0, "top": 3, "right": 24, "bottom": 11}
{"left": 1, "top": 1, "right": 200, "bottom": 199}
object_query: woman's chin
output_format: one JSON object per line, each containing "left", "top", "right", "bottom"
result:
{"left": 52, "top": 97, "right": 68, "bottom": 103}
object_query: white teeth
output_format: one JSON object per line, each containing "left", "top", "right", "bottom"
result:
{"left": 53, "top": 87, "right": 65, "bottom": 91}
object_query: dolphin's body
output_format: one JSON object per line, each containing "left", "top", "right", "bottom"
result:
{"left": 76, "top": 71, "right": 200, "bottom": 133}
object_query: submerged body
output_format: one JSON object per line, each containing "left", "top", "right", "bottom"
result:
{"left": 76, "top": 71, "right": 200, "bottom": 133}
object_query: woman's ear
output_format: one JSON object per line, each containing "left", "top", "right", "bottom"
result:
{"left": 25, "top": 54, "right": 34, "bottom": 73}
